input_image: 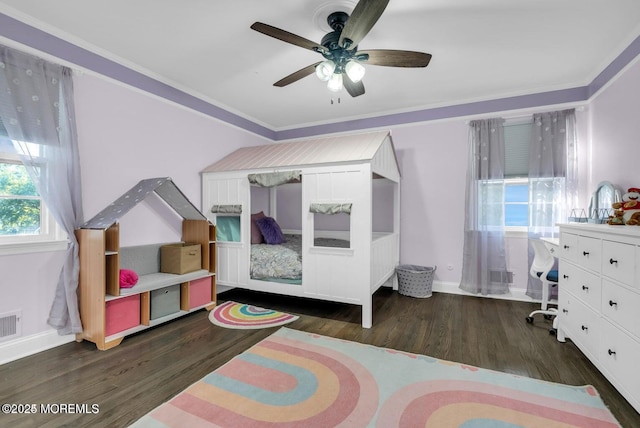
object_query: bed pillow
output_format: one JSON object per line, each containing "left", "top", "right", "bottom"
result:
{"left": 255, "top": 216, "right": 285, "bottom": 245}
{"left": 251, "top": 211, "right": 266, "bottom": 244}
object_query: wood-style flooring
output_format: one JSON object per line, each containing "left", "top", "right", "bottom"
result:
{"left": 0, "top": 288, "right": 638, "bottom": 427}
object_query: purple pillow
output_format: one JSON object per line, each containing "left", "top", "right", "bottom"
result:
{"left": 255, "top": 216, "right": 285, "bottom": 245}
{"left": 251, "top": 211, "right": 266, "bottom": 244}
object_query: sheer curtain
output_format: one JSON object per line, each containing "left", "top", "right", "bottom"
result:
{"left": 527, "top": 109, "right": 577, "bottom": 299}
{"left": 0, "top": 45, "right": 84, "bottom": 335}
{"left": 460, "top": 118, "right": 510, "bottom": 295}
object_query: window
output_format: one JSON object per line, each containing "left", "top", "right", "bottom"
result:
{"left": 0, "top": 135, "right": 66, "bottom": 253}
{"left": 479, "top": 120, "right": 568, "bottom": 231}
{"left": 215, "top": 216, "right": 241, "bottom": 242}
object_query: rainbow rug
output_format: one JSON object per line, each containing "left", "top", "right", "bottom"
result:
{"left": 209, "top": 301, "right": 299, "bottom": 329}
{"left": 132, "top": 328, "right": 620, "bottom": 427}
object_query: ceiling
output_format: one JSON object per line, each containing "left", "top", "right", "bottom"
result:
{"left": 1, "top": 0, "right": 640, "bottom": 132}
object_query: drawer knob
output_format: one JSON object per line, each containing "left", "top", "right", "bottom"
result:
{"left": 581, "top": 325, "right": 588, "bottom": 331}
{"left": 609, "top": 258, "right": 618, "bottom": 265}
{"left": 581, "top": 285, "right": 589, "bottom": 291}
{"left": 582, "top": 251, "right": 590, "bottom": 256}
{"left": 609, "top": 300, "right": 618, "bottom": 307}
{"left": 564, "top": 245, "right": 570, "bottom": 249}
{"left": 608, "top": 349, "right": 616, "bottom": 356}
{"left": 563, "top": 274, "right": 569, "bottom": 279}
{"left": 562, "top": 309, "right": 569, "bottom": 314}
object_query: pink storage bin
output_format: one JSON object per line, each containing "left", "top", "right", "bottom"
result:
{"left": 105, "top": 294, "right": 140, "bottom": 336}
{"left": 189, "top": 276, "right": 212, "bottom": 308}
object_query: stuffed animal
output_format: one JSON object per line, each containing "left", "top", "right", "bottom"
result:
{"left": 621, "top": 188, "right": 640, "bottom": 225}
{"left": 607, "top": 206, "right": 625, "bottom": 225}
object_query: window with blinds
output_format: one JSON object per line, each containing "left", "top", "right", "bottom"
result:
{"left": 477, "top": 121, "right": 531, "bottom": 229}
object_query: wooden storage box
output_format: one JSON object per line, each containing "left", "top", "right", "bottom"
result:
{"left": 105, "top": 294, "right": 140, "bottom": 336}
{"left": 189, "top": 276, "right": 212, "bottom": 308}
{"left": 150, "top": 284, "right": 181, "bottom": 319}
{"left": 161, "top": 243, "right": 201, "bottom": 274}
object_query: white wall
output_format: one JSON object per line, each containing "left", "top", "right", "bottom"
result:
{"left": 0, "top": 72, "right": 268, "bottom": 363}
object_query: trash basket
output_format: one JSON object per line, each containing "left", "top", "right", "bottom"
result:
{"left": 396, "top": 265, "right": 436, "bottom": 298}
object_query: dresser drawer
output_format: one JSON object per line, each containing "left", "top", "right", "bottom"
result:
{"left": 576, "top": 235, "right": 601, "bottom": 272}
{"left": 559, "top": 261, "right": 601, "bottom": 311}
{"left": 599, "top": 319, "right": 640, "bottom": 405}
{"left": 601, "top": 240, "right": 635, "bottom": 286}
{"left": 601, "top": 279, "right": 640, "bottom": 339}
{"left": 560, "top": 232, "right": 578, "bottom": 263}
{"left": 557, "top": 291, "right": 600, "bottom": 358}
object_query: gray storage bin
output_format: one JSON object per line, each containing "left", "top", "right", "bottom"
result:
{"left": 150, "top": 284, "right": 181, "bottom": 319}
{"left": 396, "top": 265, "right": 436, "bottom": 298}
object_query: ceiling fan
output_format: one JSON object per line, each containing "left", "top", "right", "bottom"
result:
{"left": 250, "top": 0, "right": 432, "bottom": 97}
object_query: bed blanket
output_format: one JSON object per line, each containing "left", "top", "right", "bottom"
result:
{"left": 250, "top": 234, "right": 348, "bottom": 280}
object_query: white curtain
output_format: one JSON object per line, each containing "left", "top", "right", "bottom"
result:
{"left": 460, "top": 118, "right": 510, "bottom": 295}
{"left": 527, "top": 109, "right": 577, "bottom": 299}
{"left": 0, "top": 45, "right": 84, "bottom": 335}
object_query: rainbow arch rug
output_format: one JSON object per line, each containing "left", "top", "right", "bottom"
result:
{"left": 209, "top": 301, "right": 299, "bottom": 329}
{"left": 132, "top": 328, "right": 620, "bottom": 427}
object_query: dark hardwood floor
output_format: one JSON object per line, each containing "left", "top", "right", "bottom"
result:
{"left": 1, "top": 288, "right": 638, "bottom": 427}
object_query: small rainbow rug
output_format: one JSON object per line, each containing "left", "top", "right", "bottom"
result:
{"left": 132, "top": 328, "right": 620, "bottom": 427}
{"left": 208, "top": 301, "right": 299, "bottom": 329}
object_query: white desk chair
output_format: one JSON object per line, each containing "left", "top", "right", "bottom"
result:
{"left": 526, "top": 239, "right": 559, "bottom": 334}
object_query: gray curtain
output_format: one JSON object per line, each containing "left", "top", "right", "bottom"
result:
{"left": 527, "top": 109, "right": 577, "bottom": 298}
{"left": 460, "top": 118, "right": 510, "bottom": 295}
{"left": 210, "top": 204, "right": 242, "bottom": 214}
{"left": 248, "top": 170, "right": 301, "bottom": 187}
{"left": 0, "top": 45, "right": 84, "bottom": 335}
{"left": 309, "top": 203, "right": 352, "bottom": 214}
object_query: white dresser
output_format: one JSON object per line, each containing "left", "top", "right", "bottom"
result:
{"left": 558, "top": 223, "right": 640, "bottom": 413}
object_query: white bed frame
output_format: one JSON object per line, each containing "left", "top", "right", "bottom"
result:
{"left": 200, "top": 131, "right": 400, "bottom": 327}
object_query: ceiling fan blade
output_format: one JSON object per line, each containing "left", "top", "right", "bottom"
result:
{"left": 274, "top": 62, "right": 322, "bottom": 87}
{"left": 339, "top": 0, "right": 390, "bottom": 49}
{"left": 251, "top": 22, "right": 325, "bottom": 53}
{"left": 344, "top": 75, "right": 365, "bottom": 97}
{"left": 358, "top": 49, "right": 432, "bottom": 67}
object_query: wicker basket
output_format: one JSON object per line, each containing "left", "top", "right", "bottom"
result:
{"left": 396, "top": 265, "right": 436, "bottom": 298}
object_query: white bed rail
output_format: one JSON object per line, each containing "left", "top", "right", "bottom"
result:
{"left": 371, "top": 232, "right": 399, "bottom": 292}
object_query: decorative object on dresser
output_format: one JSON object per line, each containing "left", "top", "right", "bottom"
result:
{"left": 610, "top": 187, "right": 640, "bottom": 225}
{"left": 76, "top": 178, "right": 217, "bottom": 350}
{"left": 587, "top": 181, "right": 621, "bottom": 224}
{"left": 558, "top": 223, "right": 640, "bottom": 414}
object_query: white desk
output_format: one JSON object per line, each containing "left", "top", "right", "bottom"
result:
{"left": 540, "top": 237, "right": 559, "bottom": 256}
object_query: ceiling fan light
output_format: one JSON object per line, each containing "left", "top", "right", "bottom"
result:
{"left": 327, "top": 73, "right": 343, "bottom": 92}
{"left": 315, "top": 60, "right": 335, "bottom": 82}
{"left": 345, "top": 61, "right": 366, "bottom": 83}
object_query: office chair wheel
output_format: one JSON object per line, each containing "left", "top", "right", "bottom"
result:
{"left": 525, "top": 316, "right": 534, "bottom": 324}
{"left": 549, "top": 328, "right": 557, "bottom": 336}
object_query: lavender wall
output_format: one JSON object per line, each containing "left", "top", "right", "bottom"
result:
{"left": 391, "top": 122, "right": 468, "bottom": 283}
{"left": 0, "top": 72, "right": 267, "bottom": 359}
{"left": 589, "top": 58, "right": 640, "bottom": 194}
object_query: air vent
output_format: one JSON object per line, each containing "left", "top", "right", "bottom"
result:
{"left": 0, "top": 311, "right": 21, "bottom": 342}
{"left": 490, "top": 270, "right": 514, "bottom": 284}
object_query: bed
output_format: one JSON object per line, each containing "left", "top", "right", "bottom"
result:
{"left": 201, "top": 130, "right": 401, "bottom": 328}
{"left": 251, "top": 234, "right": 349, "bottom": 283}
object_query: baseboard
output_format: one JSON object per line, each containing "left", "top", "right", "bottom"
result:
{"left": 0, "top": 330, "right": 75, "bottom": 366}
{"left": 432, "top": 280, "right": 539, "bottom": 303}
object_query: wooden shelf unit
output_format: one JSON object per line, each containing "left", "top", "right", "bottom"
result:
{"left": 76, "top": 220, "right": 216, "bottom": 350}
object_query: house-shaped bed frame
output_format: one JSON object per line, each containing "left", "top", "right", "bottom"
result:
{"left": 201, "top": 131, "right": 400, "bottom": 328}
